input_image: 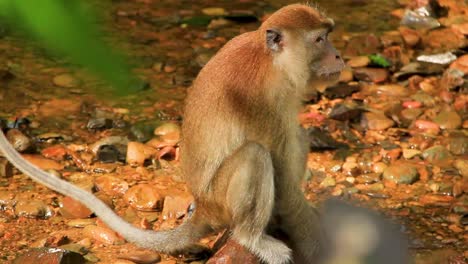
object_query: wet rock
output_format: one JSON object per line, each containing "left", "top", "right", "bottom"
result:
{"left": 83, "top": 225, "right": 124, "bottom": 245}
{"left": 14, "top": 248, "right": 85, "bottom": 264}
{"left": 383, "top": 163, "right": 419, "bottom": 184}
{"left": 36, "top": 132, "right": 71, "bottom": 143}
{"left": 320, "top": 176, "right": 336, "bottom": 188}
{"left": 307, "top": 127, "right": 348, "bottom": 150}
{"left": 440, "top": 68, "right": 464, "bottom": 90}
{"left": 413, "top": 120, "right": 440, "bottom": 135}
{"left": 402, "top": 149, "right": 421, "bottom": 159}
{"left": 356, "top": 173, "right": 381, "bottom": 184}
{"left": 421, "top": 145, "right": 452, "bottom": 163}
{"left": 0, "top": 190, "right": 16, "bottom": 207}
{"left": 59, "top": 243, "right": 89, "bottom": 255}
{"left": 423, "top": 28, "right": 467, "bottom": 51}
{"left": 22, "top": 154, "right": 64, "bottom": 170}
{"left": 66, "top": 219, "right": 96, "bottom": 228}
{"left": 361, "top": 112, "right": 395, "bottom": 130}
{"left": 53, "top": 73, "right": 81, "bottom": 88}
{"left": 344, "top": 34, "right": 381, "bottom": 57}
{"left": 449, "top": 54, "right": 468, "bottom": 75}
{"left": 328, "top": 103, "right": 362, "bottom": 121}
{"left": 130, "top": 121, "right": 160, "bottom": 142}
{"left": 90, "top": 136, "right": 128, "bottom": 154}
{"left": 446, "top": 135, "right": 468, "bottom": 155}
{"left": 375, "top": 84, "right": 409, "bottom": 97}
{"left": 354, "top": 67, "right": 389, "bottom": 83}
{"left": 433, "top": 110, "right": 462, "bottom": 129}
{"left": 97, "top": 145, "right": 122, "bottom": 163}
{"left": 207, "top": 239, "right": 259, "bottom": 264}
{"left": 59, "top": 196, "right": 93, "bottom": 219}
{"left": 6, "top": 128, "right": 31, "bottom": 152}
{"left": 86, "top": 118, "right": 113, "bottom": 130}
{"left": 399, "top": 26, "right": 421, "bottom": 47}
{"left": 416, "top": 52, "right": 457, "bottom": 65}
{"left": 126, "top": 142, "right": 157, "bottom": 166}
{"left": 347, "top": 56, "right": 370, "bottom": 68}
{"left": 161, "top": 192, "right": 194, "bottom": 219}
{"left": 323, "top": 83, "right": 361, "bottom": 99}
{"left": 124, "top": 184, "right": 163, "bottom": 211}
{"left": 338, "top": 67, "right": 354, "bottom": 83}
{"left": 402, "top": 101, "right": 422, "bottom": 109}
{"left": 394, "top": 62, "right": 445, "bottom": 80}
{"left": 0, "top": 158, "right": 13, "bottom": 178}
{"left": 15, "top": 200, "right": 52, "bottom": 219}
{"left": 118, "top": 250, "right": 161, "bottom": 264}
{"left": 201, "top": 7, "right": 226, "bottom": 16}
{"left": 453, "top": 160, "right": 468, "bottom": 178}
{"left": 41, "top": 145, "right": 69, "bottom": 161}
{"left": 95, "top": 174, "right": 129, "bottom": 196}
{"left": 419, "top": 194, "right": 454, "bottom": 206}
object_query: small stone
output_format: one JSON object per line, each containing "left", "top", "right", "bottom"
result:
{"left": 6, "top": 128, "right": 31, "bottom": 152}
{"left": 126, "top": 142, "right": 157, "bottom": 166}
{"left": 413, "top": 120, "right": 440, "bottom": 135}
{"left": 118, "top": 250, "right": 161, "bottom": 264}
{"left": 433, "top": 111, "right": 462, "bottom": 129}
{"left": 201, "top": 7, "right": 226, "bottom": 16}
{"left": 15, "top": 200, "right": 52, "bottom": 219}
{"left": 423, "top": 28, "right": 467, "bottom": 51}
{"left": 154, "top": 123, "right": 181, "bottom": 137}
{"left": 372, "top": 162, "right": 387, "bottom": 174}
{"left": 22, "top": 154, "right": 64, "bottom": 170}
{"left": 419, "top": 194, "right": 454, "bottom": 206}
{"left": 400, "top": 108, "right": 422, "bottom": 122}
{"left": 375, "top": 84, "right": 408, "bottom": 97}
{"left": 90, "top": 136, "right": 128, "bottom": 154}
{"left": 446, "top": 135, "right": 467, "bottom": 155}
{"left": 453, "top": 160, "right": 468, "bottom": 178}
{"left": 361, "top": 112, "right": 394, "bottom": 130}
{"left": 402, "top": 149, "right": 421, "bottom": 159}
{"left": 449, "top": 54, "right": 468, "bottom": 75}
{"left": 383, "top": 163, "right": 419, "bottom": 184}
{"left": 53, "top": 73, "right": 81, "bottom": 88}
{"left": 347, "top": 56, "right": 370, "bottom": 68}
{"left": 83, "top": 225, "right": 124, "bottom": 245}
{"left": 161, "top": 192, "right": 194, "bottom": 220}
{"left": 440, "top": 68, "right": 465, "bottom": 90}
{"left": 41, "top": 145, "right": 68, "bottom": 161}
{"left": 399, "top": 26, "right": 420, "bottom": 47}
{"left": 96, "top": 145, "right": 121, "bottom": 163}
{"left": 344, "top": 34, "right": 381, "bottom": 57}
{"left": 124, "top": 184, "right": 163, "bottom": 211}
{"left": 421, "top": 145, "right": 452, "bottom": 163}
{"left": 354, "top": 67, "right": 389, "bottom": 83}
{"left": 13, "top": 248, "right": 85, "bottom": 264}
{"left": 338, "top": 67, "right": 354, "bottom": 82}
{"left": 86, "top": 118, "right": 113, "bottom": 130}
{"left": 320, "top": 176, "right": 336, "bottom": 188}
{"left": 402, "top": 101, "right": 422, "bottom": 109}
{"left": 66, "top": 219, "right": 96, "bottom": 228}
{"left": 0, "top": 158, "right": 13, "bottom": 178}
{"left": 95, "top": 174, "right": 129, "bottom": 196}
{"left": 59, "top": 196, "right": 93, "bottom": 219}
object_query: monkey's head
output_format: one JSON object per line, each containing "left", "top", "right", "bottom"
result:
{"left": 261, "top": 4, "right": 345, "bottom": 91}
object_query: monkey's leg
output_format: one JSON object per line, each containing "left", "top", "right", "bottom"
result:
{"left": 217, "top": 142, "right": 292, "bottom": 264}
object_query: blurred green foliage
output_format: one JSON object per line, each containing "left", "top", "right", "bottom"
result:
{"left": 0, "top": 0, "right": 139, "bottom": 95}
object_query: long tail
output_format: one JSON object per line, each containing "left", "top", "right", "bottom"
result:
{"left": 0, "top": 131, "right": 207, "bottom": 253}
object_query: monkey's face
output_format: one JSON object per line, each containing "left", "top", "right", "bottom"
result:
{"left": 266, "top": 22, "right": 344, "bottom": 91}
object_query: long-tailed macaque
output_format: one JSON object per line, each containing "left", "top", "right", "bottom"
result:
{"left": 0, "top": 4, "right": 346, "bottom": 264}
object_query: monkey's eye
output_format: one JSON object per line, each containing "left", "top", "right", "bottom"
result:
{"left": 315, "top": 36, "right": 325, "bottom": 43}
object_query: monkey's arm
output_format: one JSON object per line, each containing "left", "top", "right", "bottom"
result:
{"left": 0, "top": 131, "right": 206, "bottom": 253}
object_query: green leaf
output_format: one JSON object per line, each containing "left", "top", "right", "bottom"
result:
{"left": 0, "top": 0, "right": 139, "bottom": 95}
{"left": 369, "top": 54, "right": 391, "bottom": 68}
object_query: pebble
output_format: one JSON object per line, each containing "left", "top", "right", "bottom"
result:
{"left": 419, "top": 194, "right": 454, "bottom": 206}
{"left": 95, "top": 174, "right": 129, "bottom": 196}
{"left": 118, "top": 250, "right": 161, "bottom": 264}
{"left": 53, "top": 73, "right": 81, "bottom": 88}
{"left": 433, "top": 110, "right": 462, "bottom": 129}
{"left": 201, "top": 7, "right": 226, "bottom": 16}
{"left": 354, "top": 67, "right": 389, "bottom": 83}
{"left": 399, "top": 26, "right": 420, "bottom": 47}
{"left": 361, "top": 112, "right": 394, "bottom": 130}
{"left": 97, "top": 145, "right": 122, "bottom": 163}
{"left": 421, "top": 145, "right": 452, "bottom": 163}
{"left": 90, "top": 136, "right": 128, "bottom": 154}
{"left": 413, "top": 120, "right": 440, "bottom": 135}
{"left": 400, "top": 108, "right": 422, "bottom": 121}
{"left": 22, "top": 154, "right": 64, "bottom": 170}
{"left": 154, "top": 123, "right": 181, "bottom": 136}
{"left": 375, "top": 84, "right": 408, "bottom": 97}
{"left": 86, "top": 118, "right": 113, "bottom": 130}
{"left": 41, "top": 145, "right": 68, "bottom": 160}
{"left": 59, "top": 196, "right": 93, "bottom": 219}
{"left": 0, "top": 158, "right": 13, "bottom": 178}
{"left": 347, "top": 56, "right": 370, "bottom": 68}
{"left": 83, "top": 225, "right": 124, "bottom": 245}
{"left": 343, "top": 34, "right": 380, "bottom": 57}
{"left": 15, "top": 200, "right": 52, "bottom": 219}
{"left": 6, "top": 128, "right": 31, "bottom": 152}
{"left": 402, "top": 101, "right": 422, "bottom": 109}
{"left": 126, "top": 142, "right": 157, "bottom": 166}
{"left": 67, "top": 219, "right": 96, "bottom": 228}
{"left": 320, "top": 176, "right": 336, "bottom": 188}
{"left": 161, "top": 192, "right": 194, "bottom": 219}
{"left": 124, "top": 184, "right": 163, "bottom": 211}
{"left": 372, "top": 162, "right": 388, "bottom": 174}
{"left": 338, "top": 67, "right": 354, "bottom": 82}
{"left": 446, "top": 135, "right": 467, "bottom": 155}
{"left": 453, "top": 160, "right": 468, "bottom": 178}
{"left": 383, "top": 163, "right": 419, "bottom": 184}
{"left": 449, "top": 54, "right": 468, "bottom": 75}
{"left": 402, "top": 149, "right": 421, "bottom": 159}
{"left": 13, "top": 248, "right": 85, "bottom": 264}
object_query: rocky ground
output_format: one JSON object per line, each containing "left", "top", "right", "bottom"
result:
{"left": 0, "top": 0, "right": 467, "bottom": 263}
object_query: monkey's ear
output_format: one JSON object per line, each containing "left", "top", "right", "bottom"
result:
{"left": 266, "top": 28, "right": 283, "bottom": 52}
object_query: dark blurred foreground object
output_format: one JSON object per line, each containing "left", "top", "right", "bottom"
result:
{"left": 0, "top": 0, "right": 138, "bottom": 95}
{"left": 320, "top": 199, "right": 409, "bottom": 264}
